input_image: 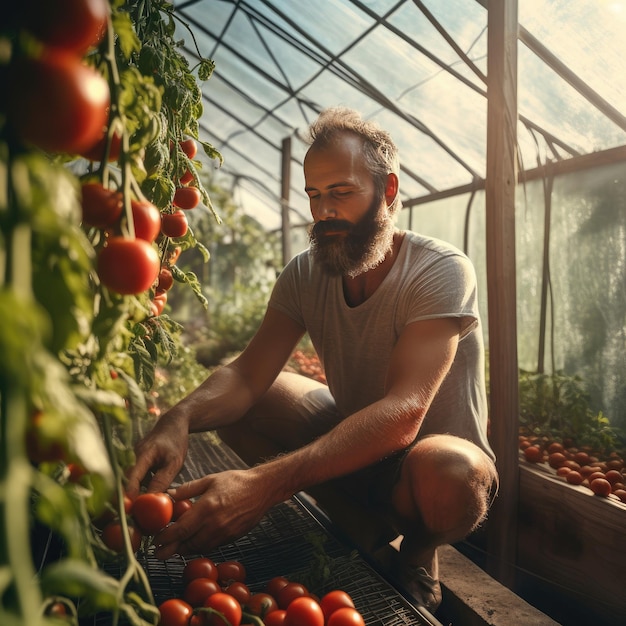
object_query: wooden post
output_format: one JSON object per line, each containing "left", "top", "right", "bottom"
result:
{"left": 485, "top": 0, "right": 520, "bottom": 587}
{"left": 281, "top": 136, "right": 292, "bottom": 266}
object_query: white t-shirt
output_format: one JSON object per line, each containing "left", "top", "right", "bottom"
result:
{"left": 269, "top": 231, "right": 494, "bottom": 460}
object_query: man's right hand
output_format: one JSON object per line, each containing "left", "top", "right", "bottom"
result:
{"left": 125, "top": 413, "right": 189, "bottom": 499}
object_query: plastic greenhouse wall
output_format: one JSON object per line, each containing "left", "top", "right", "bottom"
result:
{"left": 383, "top": 161, "right": 626, "bottom": 433}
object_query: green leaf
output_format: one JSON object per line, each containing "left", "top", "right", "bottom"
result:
{"left": 141, "top": 175, "right": 176, "bottom": 211}
{"left": 198, "top": 58, "right": 216, "bottom": 81}
{"left": 112, "top": 9, "right": 141, "bottom": 59}
{"left": 40, "top": 560, "right": 120, "bottom": 610}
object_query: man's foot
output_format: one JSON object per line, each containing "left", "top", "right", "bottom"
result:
{"left": 370, "top": 544, "right": 442, "bottom": 614}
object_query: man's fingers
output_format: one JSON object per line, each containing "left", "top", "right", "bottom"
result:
{"left": 125, "top": 452, "right": 156, "bottom": 499}
{"left": 146, "top": 466, "right": 179, "bottom": 494}
{"left": 167, "top": 476, "right": 209, "bottom": 501}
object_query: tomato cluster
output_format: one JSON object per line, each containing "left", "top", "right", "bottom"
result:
{"left": 289, "top": 350, "right": 326, "bottom": 384}
{"left": 79, "top": 134, "right": 201, "bottom": 305}
{"left": 520, "top": 436, "right": 626, "bottom": 503}
{"left": 6, "top": 0, "right": 110, "bottom": 155}
{"left": 158, "top": 557, "right": 366, "bottom": 626}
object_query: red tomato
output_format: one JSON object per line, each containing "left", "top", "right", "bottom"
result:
{"left": 131, "top": 492, "right": 173, "bottom": 534}
{"left": 184, "top": 577, "right": 221, "bottom": 608}
{"left": 156, "top": 267, "right": 174, "bottom": 294}
{"left": 202, "top": 592, "right": 242, "bottom": 626}
{"left": 180, "top": 169, "right": 194, "bottom": 185}
{"left": 158, "top": 598, "right": 194, "bottom": 626}
{"left": 129, "top": 199, "right": 161, "bottom": 242}
{"left": 19, "top": 0, "right": 108, "bottom": 54}
{"left": 80, "top": 129, "right": 122, "bottom": 162}
{"left": 81, "top": 182, "right": 123, "bottom": 229}
{"left": 319, "top": 590, "right": 355, "bottom": 620}
{"left": 180, "top": 138, "right": 198, "bottom": 159}
{"left": 245, "top": 593, "right": 278, "bottom": 618}
{"left": 523, "top": 446, "right": 542, "bottom": 463}
{"left": 66, "top": 462, "right": 86, "bottom": 482}
{"left": 225, "top": 581, "right": 251, "bottom": 606}
{"left": 284, "top": 596, "right": 323, "bottom": 626}
{"left": 276, "top": 582, "right": 308, "bottom": 610}
{"left": 97, "top": 237, "right": 160, "bottom": 295}
{"left": 590, "top": 477, "right": 612, "bottom": 497}
{"left": 101, "top": 522, "right": 142, "bottom": 553}
{"left": 161, "top": 210, "right": 189, "bottom": 238}
{"left": 173, "top": 186, "right": 201, "bottom": 210}
{"left": 263, "top": 610, "right": 287, "bottom": 626}
{"left": 265, "top": 576, "right": 290, "bottom": 599}
{"left": 326, "top": 607, "right": 365, "bottom": 626}
{"left": 46, "top": 602, "right": 68, "bottom": 618}
{"left": 172, "top": 498, "right": 193, "bottom": 521}
{"left": 183, "top": 558, "right": 219, "bottom": 584}
{"left": 217, "top": 560, "right": 246, "bottom": 585}
{"left": 8, "top": 52, "right": 109, "bottom": 155}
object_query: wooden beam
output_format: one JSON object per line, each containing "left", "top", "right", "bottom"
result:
{"left": 485, "top": 0, "right": 520, "bottom": 587}
{"left": 281, "top": 136, "right": 292, "bottom": 265}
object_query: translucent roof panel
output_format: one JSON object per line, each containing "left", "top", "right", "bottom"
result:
{"left": 173, "top": 0, "right": 626, "bottom": 228}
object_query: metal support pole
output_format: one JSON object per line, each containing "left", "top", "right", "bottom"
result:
{"left": 281, "top": 136, "right": 292, "bottom": 266}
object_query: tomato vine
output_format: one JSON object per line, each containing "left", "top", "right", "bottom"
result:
{"left": 0, "top": 1, "right": 220, "bottom": 624}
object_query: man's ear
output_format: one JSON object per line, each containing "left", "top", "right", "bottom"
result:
{"left": 384, "top": 173, "right": 399, "bottom": 207}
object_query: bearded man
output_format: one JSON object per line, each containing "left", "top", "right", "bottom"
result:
{"left": 127, "top": 107, "right": 498, "bottom": 614}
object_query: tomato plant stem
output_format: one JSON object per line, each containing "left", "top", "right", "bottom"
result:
{"left": 0, "top": 386, "right": 44, "bottom": 625}
{"left": 101, "top": 414, "right": 156, "bottom": 625}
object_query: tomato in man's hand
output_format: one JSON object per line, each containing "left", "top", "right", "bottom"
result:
{"left": 131, "top": 492, "right": 173, "bottom": 534}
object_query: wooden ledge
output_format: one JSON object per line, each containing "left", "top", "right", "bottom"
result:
{"left": 437, "top": 544, "right": 561, "bottom": 626}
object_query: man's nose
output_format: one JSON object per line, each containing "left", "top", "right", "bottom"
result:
{"left": 317, "top": 197, "right": 337, "bottom": 219}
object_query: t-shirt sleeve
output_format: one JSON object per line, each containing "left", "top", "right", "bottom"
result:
{"left": 403, "top": 252, "right": 479, "bottom": 339}
{"left": 268, "top": 254, "right": 306, "bottom": 328}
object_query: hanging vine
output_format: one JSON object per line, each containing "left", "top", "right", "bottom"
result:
{"left": 0, "top": 1, "right": 219, "bottom": 624}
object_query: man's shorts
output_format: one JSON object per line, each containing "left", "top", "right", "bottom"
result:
{"left": 295, "top": 384, "right": 411, "bottom": 513}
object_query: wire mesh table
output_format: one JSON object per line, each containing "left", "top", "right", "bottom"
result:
{"left": 91, "top": 431, "right": 443, "bottom": 626}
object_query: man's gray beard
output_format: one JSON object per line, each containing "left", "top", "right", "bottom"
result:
{"left": 309, "top": 211, "right": 396, "bottom": 278}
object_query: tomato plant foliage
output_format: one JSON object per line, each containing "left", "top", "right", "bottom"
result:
{"left": 0, "top": 1, "right": 221, "bottom": 625}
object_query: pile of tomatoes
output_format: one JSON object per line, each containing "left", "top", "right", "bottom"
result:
{"left": 158, "top": 556, "right": 366, "bottom": 626}
{"left": 95, "top": 491, "right": 365, "bottom": 625}
{"left": 520, "top": 436, "right": 626, "bottom": 503}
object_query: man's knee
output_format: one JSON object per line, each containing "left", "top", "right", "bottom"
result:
{"left": 395, "top": 435, "right": 498, "bottom": 540}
